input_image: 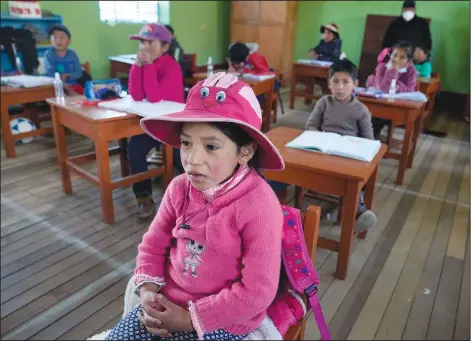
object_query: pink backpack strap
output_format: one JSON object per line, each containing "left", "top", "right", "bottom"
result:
{"left": 280, "top": 205, "right": 331, "bottom": 340}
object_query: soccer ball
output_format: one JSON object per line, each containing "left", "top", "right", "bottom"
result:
{"left": 10, "top": 117, "right": 37, "bottom": 144}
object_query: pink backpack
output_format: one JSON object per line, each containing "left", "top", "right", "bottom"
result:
{"left": 280, "top": 205, "right": 331, "bottom": 340}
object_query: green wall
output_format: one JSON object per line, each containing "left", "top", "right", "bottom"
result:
{"left": 294, "top": 1, "right": 470, "bottom": 94}
{"left": 1, "top": 1, "right": 230, "bottom": 79}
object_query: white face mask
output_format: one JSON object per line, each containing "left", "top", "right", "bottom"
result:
{"left": 402, "top": 10, "right": 415, "bottom": 22}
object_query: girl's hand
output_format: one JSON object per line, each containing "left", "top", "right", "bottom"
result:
{"left": 136, "top": 52, "right": 152, "bottom": 66}
{"left": 309, "top": 50, "right": 318, "bottom": 60}
{"left": 152, "top": 294, "right": 194, "bottom": 333}
{"left": 139, "top": 290, "right": 169, "bottom": 337}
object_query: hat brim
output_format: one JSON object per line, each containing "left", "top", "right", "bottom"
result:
{"left": 141, "top": 111, "right": 285, "bottom": 171}
{"left": 130, "top": 34, "right": 158, "bottom": 41}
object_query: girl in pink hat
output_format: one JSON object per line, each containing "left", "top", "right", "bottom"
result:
{"left": 127, "top": 23, "right": 185, "bottom": 219}
{"left": 105, "top": 73, "right": 307, "bottom": 340}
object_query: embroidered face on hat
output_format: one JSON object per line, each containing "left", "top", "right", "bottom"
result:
{"left": 140, "top": 72, "right": 284, "bottom": 171}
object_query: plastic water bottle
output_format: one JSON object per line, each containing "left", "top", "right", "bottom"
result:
{"left": 54, "top": 72, "right": 65, "bottom": 103}
{"left": 388, "top": 79, "right": 396, "bottom": 102}
{"left": 207, "top": 56, "right": 213, "bottom": 76}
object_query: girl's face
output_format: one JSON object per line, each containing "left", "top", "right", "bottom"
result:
{"left": 390, "top": 48, "right": 410, "bottom": 69}
{"left": 139, "top": 39, "right": 168, "bottom": 61}
{"left": 323, "top": 29, "right": 336, "bottom": 42}
{"left": 180, "top": 123, "right": 256, "bottom": 191}
{"left": 413, "top": 47, "right": 427, "bottom": 63}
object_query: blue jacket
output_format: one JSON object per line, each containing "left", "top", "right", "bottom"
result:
{"left": 311, "top": 39, "right": 342, "bottom": 62}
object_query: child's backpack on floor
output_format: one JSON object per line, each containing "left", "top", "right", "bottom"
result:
{"left": 277, "top": 205, "right": 331, "bottom": 340}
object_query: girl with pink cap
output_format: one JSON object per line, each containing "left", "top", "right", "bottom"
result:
{"left": 105, "top": 73, "right": 305, "bottom": 340}
{"left": 127, "top": 23, "right": 184, "bottom": 220}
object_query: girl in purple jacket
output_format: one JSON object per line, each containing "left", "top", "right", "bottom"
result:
{"left": 366, "top": 41, "right": 417, "bottom": 138}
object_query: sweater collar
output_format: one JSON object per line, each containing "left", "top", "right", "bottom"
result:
{"left": 187, "top": 167, "right": 261, "bottom": 206}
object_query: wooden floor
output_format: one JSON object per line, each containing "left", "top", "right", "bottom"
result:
{"left": 1, "top": 95, "right": 469, "bottom": 340}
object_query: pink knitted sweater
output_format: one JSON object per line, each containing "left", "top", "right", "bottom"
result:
{"left": 128, "top": 53, "right": 184, "bottom": 103}
{"left": 135, "top": 170, "right": 283, "bottom": 338}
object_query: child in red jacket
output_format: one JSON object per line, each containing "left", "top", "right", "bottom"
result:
{"left": 227, "top": 42, "right": 271, "bottom": 75}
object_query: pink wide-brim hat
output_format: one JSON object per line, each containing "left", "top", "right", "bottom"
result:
{"left": 140, "top": 72, "right": 284, "bottom": 171}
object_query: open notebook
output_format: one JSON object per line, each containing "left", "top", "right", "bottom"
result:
{"left": 1, "top": 75, "right": 55, "bottom": 88}
{"left": 285, "top": 131, "right": 381, "bottom": 162}
{"left": 97, "top": 96, "right": 185, "bottom": 118}
{"left": 241, "top": 73, "right": 276, "bottom": 81}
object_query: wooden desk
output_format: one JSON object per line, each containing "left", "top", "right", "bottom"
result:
{"left": 109, "top": 55, "right": 135, "bottom": 79}
{"left": 47, "top": 96, "right": 173, "bottom": 224}
{"left": 289, "top": 62, "right": 330, "bottom": 109}
{"left": 417, "top": 76, "right": 440, "bottom": 130}
{"left": 263, "top": 127, "right": 387, "bottom": 280}
{"left": 359, "top": 96, "right": 425, "bottom": 186}
{"left": 1, "top": 85, "right": 55, "bottom": 158}
{"left": 193, "top": 71, "right": 275, "bottom": 133}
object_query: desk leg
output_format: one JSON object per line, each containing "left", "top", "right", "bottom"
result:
{"left": 364, "top": 166, "right": 379, "bottom": 210}
{"left": 262, "top": 87, "right": 273, "bottom": 133}
{"left": 1, "top": 99, "right": 16, "bottom": 158}
{"left": 336, "top": 181, "right": 360, "bottom": 280}
{"left": 408, "top": 111, "right": 423, "bottom": 169}
{"left": 110, "top": 61, "right": 117, "bottom": 78}
{"left": 118, "top": 138, "right": 129, "bottom": 177}
{"left": 95, "top": 137, "right": 114, "bottom": 224}
{"left": 396, "top": 115, "right": 414, "bottom": 185}
{"left": 163, "top": 145, "right": 174, "bottom": 189}
{"left": 51, "top": 106, "right": 72, "bottom": 194}
{"left": 290, "top": 66, "right": 297, "bottom": 109}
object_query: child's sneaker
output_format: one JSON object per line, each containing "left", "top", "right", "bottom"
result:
{"left": 267, "top": 290, "right": 306, "bottom": 337}
{"left": 355, "top": 210, "right": 377, "bottom": 234}
{"left": 147, "top": 150, "right": 163, "bottom": 165}
{"left": 136, "top": 196, "right": 156, "bottom": 220}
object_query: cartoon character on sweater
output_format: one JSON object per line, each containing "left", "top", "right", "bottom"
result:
{"left": 183, "top": 239, "right": 205, "bottom": 278}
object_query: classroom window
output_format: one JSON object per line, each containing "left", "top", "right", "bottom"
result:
{"left": 98, "top": 1, "right": 169, "bottom": 24}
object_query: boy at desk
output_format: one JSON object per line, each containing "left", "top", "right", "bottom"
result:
{"left": 306, "top": 59, "right": 377, "bottom": 233}
{"left": 44, "top": 24, "right": 91, "bottom": 93}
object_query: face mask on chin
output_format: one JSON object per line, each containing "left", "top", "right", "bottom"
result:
{"left": 402, "top": 11, "right": 415, "bottom": 22}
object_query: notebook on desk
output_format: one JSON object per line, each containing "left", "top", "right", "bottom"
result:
{"left": 1, "top": 75, "right": 55, "bottom": 88}
{"left": 296, "top": 59, "right": 333, "bottom": 67}
{"left": 285, "top": 131, "right": 381, "bottom": 162}
{"left": 97, "top": 96, "right": 185, "bottom": 118}
{"left": 241, "top": 73, "right": 276, "bottom": 81}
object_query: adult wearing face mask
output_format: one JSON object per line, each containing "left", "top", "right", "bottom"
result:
{"left": 382, "top": 0, "right": 432, "bottom": 51}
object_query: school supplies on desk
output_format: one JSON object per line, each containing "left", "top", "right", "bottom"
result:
{"left": 84, "top": 79, "right": 126, "bottom": 101}
{"left": 97, "top": 95, "right": 185, "bottom": 118}
{"left": 356, "top": 87, "right": 427, "bottom": 102}
{"left": 1, "top": 75, "right": 54, "bottom": 88}
{"left": 286, "top": 131, "right": 381, "bottom": 162}
{"left": 296, "top": 59, "right": 333, "bottom": 67}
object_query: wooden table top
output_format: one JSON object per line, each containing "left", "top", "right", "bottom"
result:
{"left": 265, "top": 127, "right": 387, "bottom": 182}
{"left": 1, "top": 85, "right": 53, "bottom": 94}
{"left": 108, "top": 55, "right": 136, "bottom": 64}
{"left": 46, "top": 96, "right": 137, "bottom": 123}
{"left": 358, "top": 95, "right": 426, "bottom": 111}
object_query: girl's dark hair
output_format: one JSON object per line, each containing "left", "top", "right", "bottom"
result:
{"left": 209, "top": 122, "right": 259, "bottom": 170}
{"left": 392, "top": 41, "right": 413, "bottom": 60}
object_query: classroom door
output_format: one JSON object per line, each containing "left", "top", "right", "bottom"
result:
{"left": 230, "top": 0, "right": 298, "bottom": 84}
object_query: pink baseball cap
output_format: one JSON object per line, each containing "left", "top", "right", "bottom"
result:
{"left": 140, "top": 72, "right": 284, "bottom": 171}
{"left": 129, "top": 23, "right": 172, "bottom": 43}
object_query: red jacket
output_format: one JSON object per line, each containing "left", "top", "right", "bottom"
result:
{"left": 243, "top": 52, "right": 271, "bottom": 74}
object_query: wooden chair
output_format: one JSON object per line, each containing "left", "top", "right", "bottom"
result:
{"left": 284, "top": 205, "right": 321, "bottom": 340}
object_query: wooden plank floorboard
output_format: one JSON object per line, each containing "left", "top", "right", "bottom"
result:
{"left": 2, "top": 103, "right": 468, "bottom": 340}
